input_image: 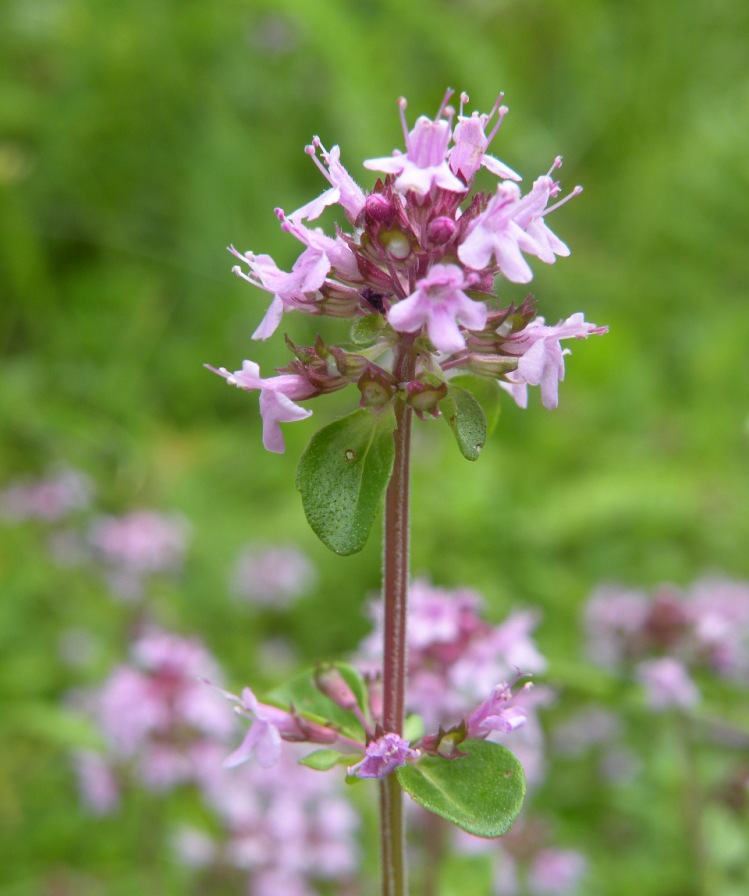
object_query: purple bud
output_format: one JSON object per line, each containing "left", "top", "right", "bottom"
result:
{"left": 364, "top": 193, "right": 394, "bottom": 223}
{"left": 426, "top": 216, "right": 456, "bottom": 245}
{"left": 315, "top": 664, "right": 360, "bottom": 712}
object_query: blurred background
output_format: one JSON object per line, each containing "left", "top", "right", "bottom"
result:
{"left": 1, "top": 0, "right": 748, "bottom": 894}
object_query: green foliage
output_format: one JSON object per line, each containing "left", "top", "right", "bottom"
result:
{"left": 397, "top": 740, "right": 526, "bottom": 838}
{"left": 439, "top": 382, "right": 488, "bottom": 461}
{"left": 298, "top": 748, "right": 350, "bottom": 771}
{"left": 296, "top": 408, "right": 396, "bottom": 555}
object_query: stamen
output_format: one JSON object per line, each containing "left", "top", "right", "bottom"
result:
{"left": 304, "top": 137, "right": 333, "bottom": 185}
{"left": 547, "top": 155, "right": 564, "bottom": 176}
{"left": 546, "top": 185, "right": 583, "bottom": 215}
{"left": 435, "top": 87, "right": 455, "bottom": 120}
{"left": 397, "top": 97, "right": 410, "bottom": 150}
{"left": 486, "top": 102, "right": 509, "bottom": 145}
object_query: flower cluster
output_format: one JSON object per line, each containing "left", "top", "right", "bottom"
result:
{"left": 218, "top": 581, "right": 546, "bottom": 784}
{"left": 219, "top": 655, "right": 531, "bottom": 782}
{"left": 71, "top": 627, "right": 234, "bottom": 806}
{"left": 585, "top": 577, "right": 749, "bottom": 710}
{"left": 210, "top": 90, "right": 606, "bottom": 452}
{"left": 72, "top": 628, "right": 359, "bottom": 896}
{"left": 360, "top": 580, "right": 551, "bottom": 783}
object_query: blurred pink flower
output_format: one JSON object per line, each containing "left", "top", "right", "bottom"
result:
{"left": 635, "top": 657, "right": 700, "bottom": 711}
{"left": 231, "top": 542, "right": 316, "bottom": 607}
{"left": 527, "top": 847, "right": 588, "bottom": 896}
{"left": 88, "top": 510, "right": 190, "bottom": 599}
{"left": 0, "top": 466, "right": 93, "bottom": 522}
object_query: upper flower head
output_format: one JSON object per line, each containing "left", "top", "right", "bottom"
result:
{"left": 217, "top": 89, "right": 606, "bottom": 451}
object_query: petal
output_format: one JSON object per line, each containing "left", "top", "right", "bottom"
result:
{"left": 426, "top": 306, "right": 467, "bottom": 354}
{"left": 259, "top": 391, "right": 313, "bottom": 454}
{"left": 252, "top": 294, "right": 285, "bottom": 341}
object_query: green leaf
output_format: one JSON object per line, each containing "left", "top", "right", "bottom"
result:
{"left": 351, "top": 314, "right": 386, "bottom": 345}
{"left": 396, "top": 740, "right": 526, "bottom": 838}
{"left": 439, "top": 384, "right": 487, "bottom": 461}
{"left": 267, "top": 664, "right": 366, "bottom": 742}
{"left": 299, "top": 749, "right": 350, "bottom": 771}
{"left": 296, "top": 408, "right": 396, "bottom": 554}
{"left": 449, "top": 375, "right": 502, "bottom": 435}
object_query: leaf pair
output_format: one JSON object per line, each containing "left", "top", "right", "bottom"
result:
{"left": 296, "top": 377, "right": 500, "bottom": 555}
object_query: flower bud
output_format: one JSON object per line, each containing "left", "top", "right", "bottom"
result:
{"left": 364, "top": 192, "right": 395, "bottom": 224}
{"left": 404, "top": 378, "right": 448, "bottom": 420}
{"left": 426, "top": 216, "right": 456, "bottom": 245}
{"left": 314, "top": 663, "right": 361, "bottom": 712}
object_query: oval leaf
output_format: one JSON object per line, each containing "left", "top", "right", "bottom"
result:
{"left": 296, "top": 408, "right": 396, "bottom": 555}
{"left": 396, "top": 740, "right": 526, "bottom": 838}
{"left": 299, "top": 749, "right": 350, "bottom": 771}
{"left": 439, "top": 385, "right": 487, "bottom": 461}
{"left": 449, "top": 375, "right": 502, "bottom": 435}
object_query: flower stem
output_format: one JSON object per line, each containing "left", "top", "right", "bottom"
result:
{"left": 380, "top": 342, "right": 415, "bottom": 896}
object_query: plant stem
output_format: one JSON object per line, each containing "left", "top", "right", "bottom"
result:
{"left": 380, "top": 343, "right": 415, "bottom": 896}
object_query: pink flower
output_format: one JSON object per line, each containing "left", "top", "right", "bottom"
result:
{"left": 449, "top": 92, "right": 521, "bottom": 183}
{"left": 223, "top": 687, "right": 286, "bottom": 769}
{"left": 458, "top": 182, "right": 539, "bottom": 282}
{"left": 231, "top": 542, "right": 317, "bottom": 607}
{"left": 348, "top": 732, "right": 418, "bottom": 779}
{"left": 465, "top": 682, "right": 529, "bottom": 739}
{"left": 502, "top": 313, "right": 608, "bottom": 409}
{"left": 72, "top": 749, "right": 120, "bottom": 815}
{"left": 222, "top": 684, "right": 341, "bottom": 769}
{"left": 209, "top": 360, "right": 315, "bottom": 453}
{"left": 387, "top": 263, "right": 488, "bottom": 353}
{"left": 458, "top": 165, "right": 578, "bottom": 281}
{"left": 364, "top": 95, "right": 465, "bottom": 197}
{"left": 230, "top": 246, "right": 331, "bottom": 340}
{"left": 511, "top": 173, "right": 574, "bottom": 264}
{"left": 291, "top": 138, "right": 366, "bottom": 223}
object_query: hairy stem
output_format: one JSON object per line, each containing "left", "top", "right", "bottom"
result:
{"left": 380, "top": 342, "right": 415, "bottom": 896}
